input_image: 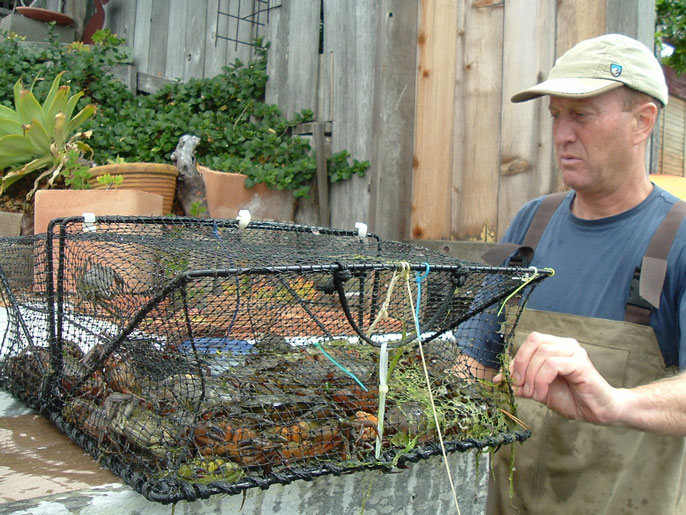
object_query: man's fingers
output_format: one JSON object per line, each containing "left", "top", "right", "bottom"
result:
{"left": 511, "top": 333, "right": 587, "bottom": 400}
{"left": 512, "top": 332, "right": 574, "bottom": 391}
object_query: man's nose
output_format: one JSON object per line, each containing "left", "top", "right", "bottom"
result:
{"left": 553, "top": 117, "right": 576, "bottom": 145}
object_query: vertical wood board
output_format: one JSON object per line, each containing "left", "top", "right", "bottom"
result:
{"left": 606, "top": 0, "right": 655, "bottom": 45}
{"left": 265, "top": 0, "right": 320, "bottom": 120}
{"left": 165, "top": 0, "right": 188, "bottom": 80}
{"left": 367, "top": 0, "right": 419, "bottom": 241}
{"left": 146, "top": 0, "right": 171, "bottom": 78}
{"left": 410, "top": 0, "right": 458, "bottom": 240}
{"left": 496, "top": 0, "right": 557, "bottom": 240}
{"left": 105, "top": 0, "right": 138, "bottom": 46}
{"left": 451, "top": 0, "right": 504, "bottom": 241}
{"left": 183, "top": 0, "right": 209, "bottom": 80}
{"left": 204, "top": 0, "right": 230, "bottom": 77}
{"left": 325, "top": 0, "right": 376, "bottom": 231}
{"left": 132, "top": 0, "right": 153, "bottom": 72}
{"left": 556, "top": 0, "right": 605, "bottom": 55}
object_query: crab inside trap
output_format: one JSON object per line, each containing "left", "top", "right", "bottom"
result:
{"left": 0, "top": 216, "right": 548, "bottom": 504}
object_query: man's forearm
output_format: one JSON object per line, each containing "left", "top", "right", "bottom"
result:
{"left": 611, "top": 372, "right": 686, "bottom": 436}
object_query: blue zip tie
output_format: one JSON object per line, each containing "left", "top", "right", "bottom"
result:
{"left": 415, "top": 262, "right": 431, "bottom": 323}
{"left": 314, "top": 342, "right": 368, "bottom": 391}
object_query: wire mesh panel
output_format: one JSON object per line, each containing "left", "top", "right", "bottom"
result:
{"left": 0, "top": 216, "right": 548, "bottom": 504}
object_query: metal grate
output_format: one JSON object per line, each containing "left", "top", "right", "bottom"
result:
{"left": 215, "top": 0, "right": 281, "bottom": 50}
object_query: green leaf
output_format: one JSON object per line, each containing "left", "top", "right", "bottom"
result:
{"left": 15, "top": 81, "right": 45, "bottom": 127}
{"left": 23, "top": 120, "right": 52, "bottom": 152}
{"left": 1, "top": 157, "right": 53, "bottom": 192}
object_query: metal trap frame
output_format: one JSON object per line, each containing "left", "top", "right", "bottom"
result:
{"left": 0, "top": 215, "right": 548, "bottom": 504}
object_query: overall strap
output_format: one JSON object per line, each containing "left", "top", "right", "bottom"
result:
{"left": 625, "top": 199, "right": 686, "bottom": 324}
{"left": 481, "top": 192, "right": 567, "bottom": 267}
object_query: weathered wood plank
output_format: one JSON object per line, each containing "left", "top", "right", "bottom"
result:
{"left": 606, "top": 0, "right": 655, "bottom": 44}
{"left": 496, "top": 0, "right": 557, "bottom": 240}
{"left": 367, "top": 0, "right": 418, "bottom": 241}
{"left": 183, "top": 0, "right": 208, "bottom": 79}
{"left": 410, "top": 0, "right": 458, "bottom": 240}
{"left": 451, "top": 0, "right": 504, "bottom": 241}
{"left": 105, "top": 0, "right": 138, "bottom": 45}
{"left": 325, "top": 0, "right": 376, "bottom": 231}
{"left": 165, "top": 0, "right": 188, "bottom": 80}
{"left": 265, "top": 0, "right": 320, "bottom": 120}
{"left": 556, "top": 0, "right": 605, "bottom": 54}
{"left": 203, "top": 0, "right": 229, "bottom": 77}
{"left": 132, "top": 0, "right": 152, "bottom": 72}
{"left": 146, "top": 0, "right": 170, "bottom": 77}
{"left": 136, "top": 71, "right": 173, "bottom": 94}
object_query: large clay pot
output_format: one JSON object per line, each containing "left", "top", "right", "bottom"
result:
{"left": 33, "top": 189, "right": 165, "bottom": 293}
{"left": 88, "top": 163, "right": 178, "bottom": 214}
{"left": 34, "top": 189, "right": 164, "bottom": 234}
{"left": 198, "top": 166, "right": 296, "bottom": 221}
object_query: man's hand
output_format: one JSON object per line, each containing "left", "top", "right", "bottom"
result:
{"left": 494, "top": 331, "right": 686, "bottom": 436}
{"left": 496, "top": 332, "right": 619, "bottom": 425}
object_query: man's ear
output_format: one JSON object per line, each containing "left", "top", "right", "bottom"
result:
{"left": 633, "top": 101, "right": 658, "bottom": 145}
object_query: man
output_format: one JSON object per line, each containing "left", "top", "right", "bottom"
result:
{"left": 476, "top": 34, "right": 686, "bottom": 514}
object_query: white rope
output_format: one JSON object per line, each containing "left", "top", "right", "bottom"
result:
{"left": 404, "top": 269, "right": 461, "bottom": 515}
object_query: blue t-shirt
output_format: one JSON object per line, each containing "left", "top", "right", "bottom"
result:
{"left": 497, "top": 185, "right": 686, "bottom": 369}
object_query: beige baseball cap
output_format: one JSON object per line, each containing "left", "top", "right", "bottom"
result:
{"left": 511, "top": 33, "right": 668, "bottom": 106}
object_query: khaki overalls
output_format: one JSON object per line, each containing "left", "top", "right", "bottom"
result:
{"left": 483, "top": 194, "right": 686, "bottom": 514}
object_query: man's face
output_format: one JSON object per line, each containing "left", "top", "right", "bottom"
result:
{"left": 548, "top": 88, "right": 637, "bottom": 195}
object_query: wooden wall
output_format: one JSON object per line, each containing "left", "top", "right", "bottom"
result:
{"left": 658, "top": 66, "right": 686, "bottom": 177}
{"left": 98, "top": 0, "right": 655, "bottom": 241}
{"left": 411, "top": 0, "right": 655, "bottom": 242}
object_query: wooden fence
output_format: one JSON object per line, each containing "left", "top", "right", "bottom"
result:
{"left": 80, "top": 0, "right": 657, "bottom": 241}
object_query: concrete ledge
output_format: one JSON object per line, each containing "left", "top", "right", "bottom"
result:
{"left": 0, "top": 212, "right": 24, "bottom": 237}
{"left": 410, "top": 240, "right": 496, "bottom": 264}
{"left": 0, "top": 13, "right": 75, "bottom": 44}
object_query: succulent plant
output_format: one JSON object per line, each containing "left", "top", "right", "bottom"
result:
{"left": 0, "top": 72, "right": 96, "bottom": 200}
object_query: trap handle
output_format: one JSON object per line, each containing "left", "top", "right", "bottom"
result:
{"left": 333, "top": 265, "right": 464, "bottom": 348}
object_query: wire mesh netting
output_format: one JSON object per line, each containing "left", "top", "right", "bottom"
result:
{"left": 0, "top": 216, "right": 548, "bottom": 504}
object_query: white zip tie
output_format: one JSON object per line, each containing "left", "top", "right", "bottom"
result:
{"left": 375, "top": 341, "right": 389, "bottom": 459}
{"left": 237, "top": 209, "right": 251, "bottom": 229}
{"left": 82, "top": 212, "right": 96, "bottom": 233}
{"left": 355, "top": 222, "right": 367, "bottom": 239}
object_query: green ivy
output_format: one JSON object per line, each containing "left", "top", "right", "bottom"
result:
{"left": 0, "top": 30, "right": 369, "bottom": 198}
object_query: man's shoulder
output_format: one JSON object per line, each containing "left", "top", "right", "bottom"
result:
{"left": 503, "top": 192, "right": 571, "bottom": 244}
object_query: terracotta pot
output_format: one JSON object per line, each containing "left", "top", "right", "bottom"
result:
{"left": 198, "top": 166, "right": 296, "bottom": 221}
{"left": 34, "top": 189, "right": 164, "bottom": 234}
{"left": 33, "top": 189, "right": 165, "bottom": 294}
{"left": 88, "top": 163, "right": 178, "bottom": 214}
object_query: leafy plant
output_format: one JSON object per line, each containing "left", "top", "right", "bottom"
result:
{"left": 95, "top": 173, "right": 123, "bottom": 189}
{"left": 0, "top": 29, "right": 368, "bottom": 205}
{"left": 83, "top": 37, "right": 368, "bottom": 198}
{"left": 0, "top": 72, "right": 95, "bottom": 200}
{"left": 656, "top": 0, "right": 686, "bottom": 75}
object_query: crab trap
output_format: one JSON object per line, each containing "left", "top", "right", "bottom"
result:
{"left": 0, "top": 216, "right": 548, "bottom": 504}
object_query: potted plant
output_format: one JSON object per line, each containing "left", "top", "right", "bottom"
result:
{"left": 0, "top": 32, "right": 368, "bottom": 224}
{"left": 86, "top": 159, "right": 178, "bottom": 215}
{"left": 81, "top": 38, "right": 368, "bottom": 220}
{"left": 0, "top": 71, "right": 164, "bottom": 234}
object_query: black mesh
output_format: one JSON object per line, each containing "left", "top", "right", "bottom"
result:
{"left": 0, "top": 216, "right": 548, "bottom": 504}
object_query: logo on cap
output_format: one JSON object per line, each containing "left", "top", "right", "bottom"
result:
{"left": 610, "top": 63, "right": 622, "bottom": 78}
